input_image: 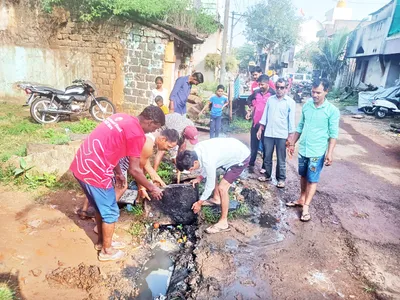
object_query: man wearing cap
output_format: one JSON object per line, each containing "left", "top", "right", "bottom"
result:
{"left": 153, "top": 112, "right": 199, "bottom": 171}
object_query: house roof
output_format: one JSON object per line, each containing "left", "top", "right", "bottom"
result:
{"left": 369, "top": 0, "right": 394, "bottom": 16}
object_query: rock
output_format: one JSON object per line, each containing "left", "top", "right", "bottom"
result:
{"left": 145, "top": 184, "right": 198, "bottom": 225}
{"left": 352, "top": 114, "right": 365, "bottom": 119}
{"left": 9, "top": 141, "right": 82, "bottom": 177}
{"left": 69, "top": 133, "right": 89, "bottom": 141}
{"left": 30, "top": 269, "right": 42, "bottom": 277}
{"left": 187, "top": 94, "right": 202, "bottom": 104}
{"left": 28, "top": 219, "right": 42, "bottom": 228}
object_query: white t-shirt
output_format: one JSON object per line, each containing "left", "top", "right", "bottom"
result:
{"left": 151, "top": 88, "right": 169, "bottom": 105}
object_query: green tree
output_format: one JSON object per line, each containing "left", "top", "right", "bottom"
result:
{"left": 232, "top": 44, "right": 256, "bottom": 70}
{"left": 245, "top": 0, "right": 301, "bottom": 52}
{"left": 296, "top": 31, "right": 349, "bottom": 83}
{"left": 42, "top": 0, "right": 218, "bottom": 34}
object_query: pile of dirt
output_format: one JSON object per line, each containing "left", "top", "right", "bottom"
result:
{"left": 46, "top": 263, "right": 102, "bottom": 291}
{"left": 241, "top": 187, "right": 265, "bottom": 207}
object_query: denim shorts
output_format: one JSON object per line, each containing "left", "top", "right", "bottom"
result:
{"left": 76, "top": 178, "right": 119, "bottom": 224}
{"left": 298, "top": 154, "right": 325, "bottom": 183}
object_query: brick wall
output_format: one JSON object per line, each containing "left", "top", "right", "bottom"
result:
{"left": 122, "top": 26, "right": 168, "bottom": 113}
{"left": 0, "top": 1, "right": 170, "bottom": 113}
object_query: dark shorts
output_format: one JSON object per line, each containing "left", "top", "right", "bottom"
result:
{"left": 223, "top": 156, "right": 250, "bottom": 184}
{"left": 76, "top": 177, "right": 119, "bottom": 224}
{"left": 298, "top": 154, "right": 325, "bottom": 183}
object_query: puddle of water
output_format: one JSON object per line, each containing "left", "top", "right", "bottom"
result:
{"left": 136, "top": 247, "right": 175, "bottom": 299}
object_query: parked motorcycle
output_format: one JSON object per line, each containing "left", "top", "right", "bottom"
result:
{"left": 373, "top": 94, "right": 400, "bottom": 119}
{"left": 21, "top": 80, "right": 116, "bottom": 124}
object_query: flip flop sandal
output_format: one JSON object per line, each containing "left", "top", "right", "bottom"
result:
{"left": 77, "top": 209, "right": 95, "bottom": 220}
{"left": 258, "top": 176, "right": 272, "bottom": 182}
{"left": 285, "top": 201, "right": 303, "bottom": 207}
{"left": 98, "top": 249, "right": 125, "bottom": 262}
{"left": 277, "top": 182, "right": 286, "bottom": 188}
{"left": 95, "top": 241, "right": 126, "bottom": 251}
{"left": 300, "top": 213, "right": 311, "bottom": 222}
{"left": 205, "top": 225, "right": 231, "bottom": 234}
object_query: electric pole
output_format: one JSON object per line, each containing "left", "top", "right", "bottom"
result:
{"left": 220, "top": 0, "right": 230, "bottom": 84}
{"left": 229, "top": 11, "right": 235, "bottom": 54}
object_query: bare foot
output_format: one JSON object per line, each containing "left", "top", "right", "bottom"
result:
{"left": 202, "top": 198, "right": 221, "bottom": 206}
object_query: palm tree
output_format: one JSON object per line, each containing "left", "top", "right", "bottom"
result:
{"left": 312, "top": 30, "right": 349, "bottom": 83}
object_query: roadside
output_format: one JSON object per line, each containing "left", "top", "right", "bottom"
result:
{"left": 0, "top": 100, "right": 399, "bottom": 299}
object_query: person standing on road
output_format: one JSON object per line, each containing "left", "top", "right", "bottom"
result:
{"left": 199, "top": 84, "right": 229, "bottom": 138}
{"left": 286, "top": 78, "right": 340, "bottom": 222}
{"left": 169, "top": 72, "right": 204, "bottom": 115}
{"left": 70, "top": 106, "right": 165, "bottom": 261}
{"left": 176, "top": 138, "right": 250, "bottom": 234}
{"left": 257, "top": 78, "right": 296, "bottom": 188}
{"left": 246, "top": 74, "right": 275, "bottom": 173}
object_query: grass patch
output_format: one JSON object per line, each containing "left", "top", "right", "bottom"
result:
{"left": 126, "top": 204, "right": 143, "bottom": 216}
{"left": 198, "top": 81, "right": 219, "bottom": 93}
{"left": 228, "top": 117, "right": 252, "bottom": 133}
{"left": 62, "top": 118, "right": 97, "bottom": 133}
{"left": 363, "top": 285, "right": 377, "bottom": 293}
{"left": 157, "top": 161, "right": 174, "bottom": 185}
{"left": 128, "top": 221, "right": 146, "bottom": 238}
{"left": 43, "top": 129, "right": 70, "bottom": 145}
{"left": 0, "top": 283, "right": 14, "bottom": 300}
{"left": 201, "top": 202, "right": 251, "bottom": 224}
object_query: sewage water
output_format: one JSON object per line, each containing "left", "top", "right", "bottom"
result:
{"left": 137, "top": 246, "right": 175, "bottom": 299}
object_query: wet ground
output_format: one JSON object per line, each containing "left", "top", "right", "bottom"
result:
{"left": 0, "top": 107, "right": 399, "bottom": 299}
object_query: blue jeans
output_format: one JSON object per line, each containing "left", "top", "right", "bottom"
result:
{"left": 210, "top": 115, "right": 222, "bottom": 138}
{"left": 298, "top": 154, "right": 325, "bottom": 183}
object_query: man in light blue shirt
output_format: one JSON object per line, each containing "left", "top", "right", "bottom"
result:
{"left": 257, "top": 78, "right": 296, "bottom": 187}
{"left": 286, "top": 78, "right": 340, "bottom": 222}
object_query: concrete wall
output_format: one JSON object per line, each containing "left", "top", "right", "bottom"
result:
{"left": 0, "top": 0, "right": 171, "bottom": 114}
{"left": 192, "top": 30, "right": 222, "bottom": 82}
{"left": 385, "top": 54, "right": 400, "bottom": 87}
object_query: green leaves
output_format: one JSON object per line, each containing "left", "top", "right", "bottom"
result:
{"left": 245, "top": 0, "right": 301, "bottom": 51}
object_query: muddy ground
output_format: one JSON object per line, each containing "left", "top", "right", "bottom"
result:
{"left": 0, "top": 108, "right": 399, "bottom": 299}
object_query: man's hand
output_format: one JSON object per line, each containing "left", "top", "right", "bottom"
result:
{"left": 192, "top": 200, "right": 204, "bottom": 214}
{"left": 151, "top": 174, "right": 167, "bottom": 187}
{"left": 190, "top": 176, "right": 202, "bottom": 188}
{"left": 149, "top": 186, "right": 163, "bottom": 200}
{"left": 139, "top": 189, "right": 151, "bottom": 201}
{"left": 256, "top": 129, "right": 262, "bottom": 140}
{"left": 115, "top": 173, "right": 127, "bottom": 189}
{"left": 245, "top": 111, "right": 251, "bottom": 120}
{"left": 325, "top": 153, "right": 333, "bottom": 166}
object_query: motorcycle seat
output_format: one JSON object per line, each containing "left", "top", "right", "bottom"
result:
{"left": 32, "top": 86, "right": 65, "bottom": 95}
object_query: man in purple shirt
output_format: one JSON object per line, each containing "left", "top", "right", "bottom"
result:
{"left": 169, "top": 72, "right": 204, "bottom": 115}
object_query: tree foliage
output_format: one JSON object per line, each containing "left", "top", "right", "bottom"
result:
{"left": 296, "top": 31, "right": 349, "bottom": 82}
{"left": 245, "top": 0, "right": 301, "bottom": 51}
{"left": 205, "top": 53, "right": 238, "bottom": 73}
{"left": 42, "top": 0, "right": 218, "bottom": 34}
{"left": 232, "top": 44, "right": 256, "bottom": 70}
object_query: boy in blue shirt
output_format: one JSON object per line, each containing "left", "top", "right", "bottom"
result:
{"left": 200, "top": 85, "right": 228, "bottom": 138}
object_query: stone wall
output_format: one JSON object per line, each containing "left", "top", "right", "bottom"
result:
{"left": 0, "top": 0, "right": 169, "bottom": 113}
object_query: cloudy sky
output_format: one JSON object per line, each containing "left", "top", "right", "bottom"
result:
{"left": 222, "top": 0, "right": 390, "bottom": 47}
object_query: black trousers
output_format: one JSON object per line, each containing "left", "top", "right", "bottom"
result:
{"left": 250, "top": 123, "right": 264, "bottom": 167}
{"left": 263, "top": 137, "right": 287, "bottom": 181}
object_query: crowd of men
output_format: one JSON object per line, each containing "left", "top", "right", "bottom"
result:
{"left": 70, "top": 70, "right": 340, "bottom": 261}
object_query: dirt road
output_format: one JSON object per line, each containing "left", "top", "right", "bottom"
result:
{"left": 193, "top": 113, "right": 400, "bottom": 300}
{"left": 0, "top": 107, "right": 399, "bottom": 299}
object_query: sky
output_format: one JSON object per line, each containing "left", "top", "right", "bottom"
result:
{"left": 223, "top": 0, "right": 390, "bottom": 47}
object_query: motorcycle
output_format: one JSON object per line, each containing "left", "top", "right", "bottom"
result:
{"left": 373, "top": 94, "right": 400, "bottom": 119}
{"left": 21, "top": 80, "right": 116, "bottom": 124}
{"left": 291, "top": 82, "right": 304, "bottom": 103}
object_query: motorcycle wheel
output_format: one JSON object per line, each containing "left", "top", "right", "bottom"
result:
{"left": 362, "top": 107, "right": 375, "bottom": 115}
{"left": 374, "top": 108, "right": 387, "bottom": 119}
{"left": 30, "top": 97, "right": 60, "bottom": 124}
{"left": 90, "top": 97, "right": 116, "bottom": 122}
